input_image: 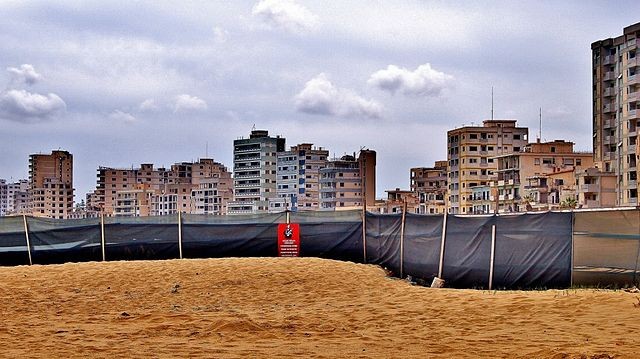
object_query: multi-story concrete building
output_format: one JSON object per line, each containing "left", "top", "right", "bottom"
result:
{"left": 592, "top": 22, "right": 640, "bottom": 206}
{"left": 190, "top": 174, "right": 234, "bottom": 215}
{"left": 410, "top": 161, "right": 447, "bottom": 214}
{"left": 94, "top": 158, "right": 230, "bottom": 216}
{"left": 275, "top": 143, "right": 328, "bottom": 212}
{"left": 447, "top": 120, "right": 528, "bottom": 214}
{"left": 228, "top": 130, "right": 285, "bottom": 215}
{"left": 319, "top": 150, "right": 376, "bottom": 211}
{"left": 29, "top": 150, "right": 74, "bottom": 219}
{"left": 94, "top": 163, "right": 174, "bottom": 216}
{"left": 576, "top": 168, "right": 617, "bottom": 208}
{"left": 0, "top": 179, "right": 27, "bottom": 216}
{"left": 113, "top": 184, "right": 154, "bottom": 217}
{"left": 492, "top": 140, "right": 593, "bottom": 213}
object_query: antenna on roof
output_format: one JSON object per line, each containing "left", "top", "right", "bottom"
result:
{"left": 251, "top": 124, "right": 256, "bottom": 131}
{"left": 538, "top": 107, "right": 542, "bottom": 143}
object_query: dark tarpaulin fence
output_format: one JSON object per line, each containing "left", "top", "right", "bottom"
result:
{"left": 494, "top": 212, "right": 572, "bottom": 289}
{"left": 1, "top": 208, "right": 640, "bottom": 289}
{"left": 442, "top": 215, "right": 495, "bottom": 289}
{"left": 573, "top": 209, "right": 640, "bottom": 287}
{"left": 182, "top": 212, "right": 284, "bottom": 258}
{"left": 365, "top": 213, "right": 402, "bottom": 275}
{"left": 0, "top": 216, "right": 30, "bottom": 266}
{"left": 104, "top": 215, "right": 179, "bottom": 261}
{"left": 27, "top": 216, "right": 102, "bottom": 265}
{"left": 291, "top": 211, "right": 363, "bottom": 262}
{"left": 402, "top": 214, "right": 443, "bottom": 283}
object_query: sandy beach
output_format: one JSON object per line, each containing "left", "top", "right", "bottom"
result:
{"left": 0, "top": 257, "right": 638, "bottom": 358}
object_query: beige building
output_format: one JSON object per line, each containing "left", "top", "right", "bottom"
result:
{"left": 29, "top": 150, "right": 74, "bottom": 219}
{"left": 410, "top": 161, "right": 447, "bottom": 214}
{"left": 447, "top": 120, "right": 529, "bottom": 214}
{"left": 592, "top": 22, "right": 640, "bottom": 206}
{"left": 575, "top": 168, "right": 617, "bottom": 208}
{"left": 190, "top": 174, "right": 234, "bottom": 215}
{"left": 319, "top": 150, "right": 376, "bottom": 211}
{"left": 114, "top": 184, "right": 154, "bottom": 217}
{"left": 492, "top": 140, "right": 593, "bottom": 213}
{"left": 94, "top": 159, "right": 231, "bottom": 216}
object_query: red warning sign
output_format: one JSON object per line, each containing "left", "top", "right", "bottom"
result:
{"left": 278, "top": 223, "right": 300, "bottom": 257}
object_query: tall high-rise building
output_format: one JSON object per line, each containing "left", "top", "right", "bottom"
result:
{"left": 447, "top": 120, "right": 528, "bottom": 214}
{"left": 592, "top": 22, "right": 640, "bottom": 206}
{"left": 275, "top": 143, "right": 328, "bottom": 211}
{"left": 29, "top": 150, "right": 74, "bottom": 219}
{"left": 228, "top": 129, "right": 285, "bottom": 214}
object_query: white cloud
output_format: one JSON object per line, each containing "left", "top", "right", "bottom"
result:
{"left": 0, "top": 89, "right": 66, "bottom": 122}
{"left": 294, "top": 73, "right": 382, "bottom": 119}
{"left": 173, "top": 94, "right": 208, "bottom": 112}
{"left": 368, "top": 63, "right": 453, "bottom": 97}
{"left": 109, "top": 110, "right": 136, "bottom": 123}
{"left": 7, "top": 64, "right": 42, "bottom": 85}
{"left": 139, "top": 98, "right": 159, "bottom": 112}
{"left": 252, "top": 0, "right": 319, "bottom": 34}
{"left": 213, "top": 26, "right": 228, "bottom": 43}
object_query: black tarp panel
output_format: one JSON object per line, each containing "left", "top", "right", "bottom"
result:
{"left": 0, "top": 216, "right": 30, "bottom": 266}
{"left": 104, "top": 215, "right": 179, "bottom": 261}
{"left": 493, "top": 212, "right": 572, "bottom": 289}
{"left": 402, "top": 214, "right": 443, "bottom": 282}
{"left": 442, "top": 215, "right": 494, "bottom": 289}
{"left": 181, "top": 213, "right": 284, "bottom": 258}
{"left": 291, "top": 211, "right": 363, "bottom": 262}
{"left": 365, "top": 213, "right": 401, "bottom": 275}
{"left": 27, "top": 217, "right": 102, "bottom": 264}
{"left": 573, "top": 209, "right": 640, "bottom": 287}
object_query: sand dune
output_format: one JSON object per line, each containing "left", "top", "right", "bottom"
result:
{"left": 0, "top": 258, "right": 638, "bottom": 358}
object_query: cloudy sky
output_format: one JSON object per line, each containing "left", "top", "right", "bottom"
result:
{"left": 1, "top": 1, "right": 639, "bottom": 199}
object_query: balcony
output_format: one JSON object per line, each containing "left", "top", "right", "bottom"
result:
{"left": 581, "top": 184, "right": 598, "bottom": 193}
{"left": 604, "top": 55, "right": 615, "bottom": 65}
{"left": 628, "top": 91, "right": 640, "bottom": 103}
{"left": 603, "top": 103, "right": 615, "bottom": 113}
{"left": 628, "top": 145, "right": 637, "bottom": 154}
{"left": 585, "top": 199, "right": 600, "bottom": 208}
{"left": 604, "top": 72, "right": 616, "bottom": 81}
{"left": 604, "top": 135, "right": 614, "bottom": 144}
{"left": 628, "top": 74, "right": 638, "bottom": 85}
{"left": 627, "top": 109, "right": 638, "bottom": 118}
{"left": 628, "top": 57, "right": 638, "bottom": 68}
{"left": 604, "top": 87, "right": 616, "bottom": 97}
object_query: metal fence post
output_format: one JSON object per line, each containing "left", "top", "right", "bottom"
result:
{"left": 362, "top": 205, "right": 367, "bottom": 264}
{"left": 399, "top": 201, "right": 407, "bottom": 278}
{"left": 178, "top": 211, "right": 183, "bottom": 260}
{"left": 437, "top": 213, "right": 448, "bottom": 278}
{"left": 489, "top": 223, "right": 496, "bottom": 290}
{"left": 22, "top": 215, "right": 33, "bottom": 266}
{"left": 100, "top": 214, "right": 106, "bottom": 262}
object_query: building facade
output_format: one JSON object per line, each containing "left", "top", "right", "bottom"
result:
{"left": 319, "top": 150, "right": 376, "bottom": 211}
{"left": 410, "top": 161, "right": 447, "bottom": 214}
{"left": 228, "top": 130, "right": 285, "bottom": 215}
{"left": 492, "top": 140, "right": 593, "bottom": 213}
{"left": 592, "top": 22, "right": 640, "bottom": 206}
{"left": 447, "top": 120, "right": 529, "bottom": 214}
{"left": 0, "top": 179, "right": 28, "bottom": 216}
{"left": 275, "top": 143, "right": 328, "bottom": 212}
{"left": 29, "top": 150, "right": 74, "bottom": 219}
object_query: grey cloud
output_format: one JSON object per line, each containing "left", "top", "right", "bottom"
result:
{"left": 294, "top": 73, "right": 382, "bottom": 119}
{"left": 252, "top": 0, "right": 319, "bottom": 34}
{"left": 0, "top": 89, "right": 66, "bottom": 122}
{"left": 7, "top": 64, "right": 42, "bottom": 85}
{"left": 368, "top": 63, "right": 453, "bottom": 97}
